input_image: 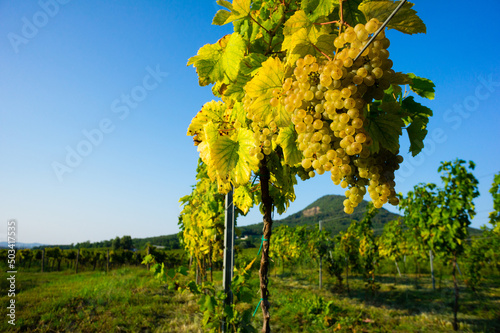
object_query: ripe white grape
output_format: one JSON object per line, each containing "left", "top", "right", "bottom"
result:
{"left": 263, "top": 21, "right": 403, "bottom": 213}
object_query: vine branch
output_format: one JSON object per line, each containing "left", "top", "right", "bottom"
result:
{"left": 250, "top": 14, "right": 270, "bottom": 34}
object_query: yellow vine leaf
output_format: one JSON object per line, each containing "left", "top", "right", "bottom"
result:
{"left": 187, "top": 33, "right": 246, "bottom": 85}
{"left": 244, "top": 57, "right": 290, "bottom": 127}
{"left": 286, "top": 25, "right": 335, "bottom": 65}
{"left": 212, "top": 0, "right": 251, "bottom": 25}
{"left": 234, "top": 185, "right": 254, "bottom": 214}
{"left": 187, "top": 100, "right": 227, "bottom": 137}
{"left": 211, "top": 128, "right": 259, "bottom": 190}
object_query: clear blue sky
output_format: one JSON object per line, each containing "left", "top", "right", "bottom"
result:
{"left": 0, "top": 0, "right": 499, "bottom": 245}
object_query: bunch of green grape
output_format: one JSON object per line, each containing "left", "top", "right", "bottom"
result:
{"left": 279, "top": 18, "right": 402, "bottom": 213}
{"left": 244, "top": 95, "right": 279, "bottom": 161}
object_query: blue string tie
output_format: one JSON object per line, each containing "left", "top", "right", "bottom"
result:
{"left": 257, "top": 237, "right": 268, "bottom": 256}
{"left": 253, "top": 298, "right": 267, "bottom": 317}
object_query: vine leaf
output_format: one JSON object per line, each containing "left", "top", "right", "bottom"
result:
{"left": 245, "top": 57, "right": 290, "bottom": 127}
{"left": 187, "top": 33, "right": 245, "bottom": 85}
{"left": 283, "top": 10, "right": 312, "bottom": 36}
{"left": 365, "top": 111, "right": 403, "bottom": 154}
{"left": 276, "top": 125, "right": 302, "bottom": 166}
{"left": 212, "top": 0, "right": 251, "bottom": 25}
{"left": 301, "top": 0, "right": 337, "bottom": 21}
{"left": 239, "top": 53, "right": 268, "bottom": 76}
{"left": 285, "top": 25, "right": 335, "bottom": 65}
{"left": 211, "top": 128, "right": 259, "bottom": 188}
{"left": 234, "top": 185, "right": 254, "bottom": 214}
{"left": 187, "top": 101, "right": 227, "bottom": 137}
{"left": 401, "top": 96, "right": 432, "bottom": 156}
{"left": 341, "top": 0, "right": 366, "bottom": 26}
{"left": 407, "top": 73, "right": 435, "bottom": 100}
{"left": 359, "top": 1, "right": 426, "bottom": 35}
{"left": 406, "top": 117, "right": 427, "bottom": 156}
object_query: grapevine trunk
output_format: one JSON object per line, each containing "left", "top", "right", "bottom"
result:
{"left": 259, "top": 157, "right": 273, "bottom": 333}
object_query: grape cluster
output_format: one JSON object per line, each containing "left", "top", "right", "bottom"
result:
{"left": 278, "top": 19, "right": 402, "bottom": 213}
{"left": 244, "top": 95, "right": 280, "bottom": 161}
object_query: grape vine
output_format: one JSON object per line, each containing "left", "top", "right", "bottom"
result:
{"left": 185, "top": 1, "right": 434, "bottom": 331}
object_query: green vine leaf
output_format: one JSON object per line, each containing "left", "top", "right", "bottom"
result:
{"left": 276, "top": 125, "right": 302, "bottom": 166}
{"left": 407, "top": 73, "right": 435, "bottom": 100}
{"left": 365, "top": 111, "right": 403, "bottom": 154}
{"left": 301, "top": 0, "right": 337, "bottom": 21}
{"left": 342, "top": 0, "right": 366, "bottom": 27}
{"left": 401, "top": 96, "right": 433, "bottom": 156}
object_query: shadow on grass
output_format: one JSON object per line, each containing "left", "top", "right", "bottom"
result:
{"left": 327, "top": 274, "right": 500, "bottom": 332}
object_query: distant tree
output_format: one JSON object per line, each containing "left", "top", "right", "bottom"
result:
{"left": 121, "top": 236, "right": 133, "bottom": 250}
{"left": 489, "top": 172, "right": 500, "bottom": 232}
{"left": 112, "top": 236, "right": 121, "bottom": 251}
{"left": 19, "top": 249, "right": 33, "bottom": 269}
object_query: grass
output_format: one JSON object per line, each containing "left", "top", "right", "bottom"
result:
{"left": 0, "top": 266, "right": 202, "bottom": 332}
{"left": 1, "top": 259, "right": 499, "bottom": 332}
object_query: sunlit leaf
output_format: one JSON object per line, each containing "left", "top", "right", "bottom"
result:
{"left": 359, "top": 1, "right": 426, "bottom": 35}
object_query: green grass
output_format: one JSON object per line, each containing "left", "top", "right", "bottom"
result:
{"left": 1, "top": 262, "right": 499, "bottom": 332}
{"left": 0, "top": 266, "right": 202, "bottom": 332}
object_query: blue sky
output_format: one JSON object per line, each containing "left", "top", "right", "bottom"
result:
{"left": 0, "top": 0, "right": 499, "bottom": 245}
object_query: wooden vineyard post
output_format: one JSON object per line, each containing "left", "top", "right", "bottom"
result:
{"left": 222, "top": 187, "right": 235, "bottom": 333}
{"left": 41, "top": 248, "right": 45, "bottom": 273}
{"left": 146, "top": 246, "right": 150, "bottom": 271}
{"left": 319, "top": 220, "right": 323, "bottom": 289}
{"left": 75, "top": 249, "right": 79, "bottom": 274}
{"left": 430, "top": 250, "right": 435, "bottom": 291}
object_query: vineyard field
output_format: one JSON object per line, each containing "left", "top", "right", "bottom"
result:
{"left": 1, "top": 248, "right": 499, "bottom": 332}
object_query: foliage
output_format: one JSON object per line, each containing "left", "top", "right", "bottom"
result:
{"left": 399, "top": 159, "right": 480, "bottom": 330}
{"left": 143, "top": 252, "right": 257, "bottom": 332}
{"left": 378, "top": 218, "right": 406, "bottom": 261}
{"left": 461, "top": 237, "right": 488, "bottom": 291}
{"left": 185, "top": 0, "right": 433, "bottom": 329}
{"left": 325, "top": 240, "right": 347, "bottom": 288}
{"left": 178, "top": 160, "right": 229, "bottom": 281}
{"left": 398, "top": 182, "right": 438, "bottom": 258}
{"left": 352, "top": 203, "right": 380, "bottom": 291}
{"left": 270, "top": 225, "right": 302, "bottom": 270}
{"left": 489, "top": 172, "right": 500, "bottom": 232}
{"left": 434, "top": 159, "right": 479, "bottom": 257}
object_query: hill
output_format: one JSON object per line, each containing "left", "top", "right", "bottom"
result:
{"left": 238, "top": 194, "right": 483, "bottom": 239}
{"left": 238, "top": 194, "right": 400, "bottom": 237}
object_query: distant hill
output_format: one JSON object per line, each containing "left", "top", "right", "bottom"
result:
{"left": 0, "top": 242, "right": 47, "bottom": 249}
{"left": 238, "top": 194, "right": 483, "bottom": 238}
{"left": 238, "top": 194, "right": 401, "bottom": 237}
{"left": 25, "top": 194, "right": 483, "bottom": 250}
{"left": 31, "top": 234, "right": 181, "bottom": 251}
